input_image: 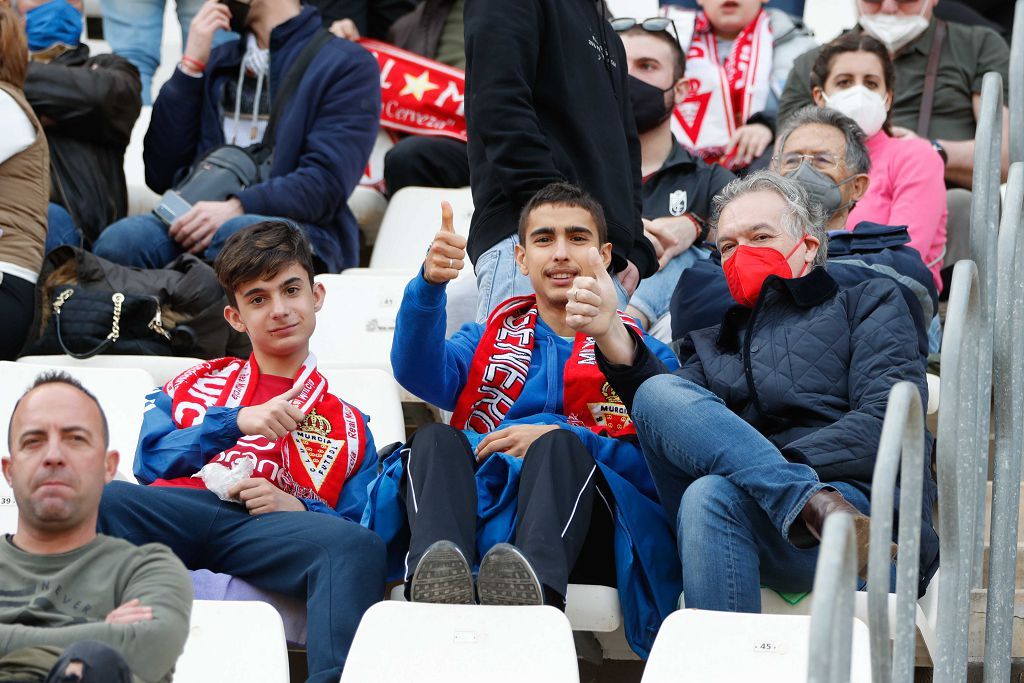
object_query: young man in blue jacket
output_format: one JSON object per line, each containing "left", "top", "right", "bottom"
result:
{"left": 92, "top": 0, "right": 381, "bottom": 273}
{"left": 364, "top": 183, "right": 682, "bottom": 658}
{"left": 97, "top": 222, "right": 386, "bottom": 683}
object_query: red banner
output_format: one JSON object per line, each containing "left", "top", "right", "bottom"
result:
{"left": 357, "top": 38, "right": 467, "bottom": 142}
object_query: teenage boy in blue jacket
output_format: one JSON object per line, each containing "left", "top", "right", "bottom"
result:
{"left": 92, "top": 0, "right": 380, "bottom": 273}
{"left": 364, "top": 183, "right": 681, "bottom": 658}
{"left": 98, "top": 222, "right": 385, "bottom": 683}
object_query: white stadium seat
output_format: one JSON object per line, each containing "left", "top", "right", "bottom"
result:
{"left": 341, "top": 601, "right": 579, "bottom": 683}
{"left": 319, "top": 367, "right": 406, "bottom": 447}
{"left": 174, "top": 600, "right": 290, "bottom": 683}
{"left": 310, "top": 272, "right": 409, "bottom": 373}
{"left": 18, "top": 355, "right": 204, "bottom": 388}
{"left": 0, "top": 361, "right": 156, "bottom": 533}
{"left": 641, "top": 609, "right": 872, "bottom": 682}
{"left": 369, "top": 186, "right": 474, "bottom": 273}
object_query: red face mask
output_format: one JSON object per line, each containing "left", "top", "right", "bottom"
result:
{"left": 722, "top": 238, "right": 808, "bottom": 307}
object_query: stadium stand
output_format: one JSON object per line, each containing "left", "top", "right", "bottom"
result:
{"left": 174, "top": 600, "right": 290, "bottom": 683}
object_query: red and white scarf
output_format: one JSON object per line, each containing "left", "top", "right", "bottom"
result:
{"left": 451, "top": 296, "right": 640, "bottom": 438}
{"left": 165, "top": 353, "right": 366, "bottom": 508}
{"left": 671, "top": 8, "right": 773, "bottom": 169}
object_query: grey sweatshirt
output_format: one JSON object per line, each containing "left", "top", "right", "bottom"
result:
{"left": 0, "top": 534, "right": 192, "bottom": 682}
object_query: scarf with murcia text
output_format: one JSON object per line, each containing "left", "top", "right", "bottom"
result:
{"left": 451, "top": 295, "right": 640, "bottom": 438}
{"left": 165, "top": 353, "right": 366, "bottom": 508}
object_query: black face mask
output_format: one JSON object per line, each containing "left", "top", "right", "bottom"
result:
{"left": 628, "top": 75, "right": 674, "bottom": 134}
{"left": 221, "top": 0, "right": 251, "bottom": 34}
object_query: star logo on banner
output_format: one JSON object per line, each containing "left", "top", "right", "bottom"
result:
{"left": 400, "top": 70, "right": 440, "bottom": 102}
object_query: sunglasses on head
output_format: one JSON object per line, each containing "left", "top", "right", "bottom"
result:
{"left": 610, "top": 16, "right": 680, "bottom": 42}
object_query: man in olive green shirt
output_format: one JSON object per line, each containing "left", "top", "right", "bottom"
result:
{"left": 778, "top": 0, "right": 1009, "bottom": 273}
{"left": 1, "top": 373, "right": 191, "bottom": 683}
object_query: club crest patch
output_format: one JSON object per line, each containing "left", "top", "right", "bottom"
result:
{"left": 587, "top": 382, "right": 632, "bottom": 433}
{"left": 669, "top": 189, "right": 688, "bottom": 217}
{"left": 293, "top": 409, "right": 343, "bottom": 488}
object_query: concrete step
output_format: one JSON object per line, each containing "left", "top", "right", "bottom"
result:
{"left": 981, "top": 544, "right": 1024, "bottom": 588}
{"left": 968, "top": 588, "right": 1024, "bottom": 659}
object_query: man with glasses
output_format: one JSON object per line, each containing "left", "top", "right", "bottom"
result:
{"left": 463, "top": 0, "right": 657, "bottom": 324}
{"left": 613, "top": 17, "right": 735, "bottom": 338}
{"left": 778, "top": 0, "right": 1009, "bottom": 283}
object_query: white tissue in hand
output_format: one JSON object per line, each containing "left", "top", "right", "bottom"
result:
{"left": 194, "top": 457, "right": 255, "bottom": 502}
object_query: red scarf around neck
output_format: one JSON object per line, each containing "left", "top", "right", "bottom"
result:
{"left": 451, "top": 296, "right": 640, "bottom": 438}
{"left": 165, "top": 353, "right": 366, "bottom": 508}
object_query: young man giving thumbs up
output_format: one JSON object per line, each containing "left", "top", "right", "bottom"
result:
{"left": 97, "top": 221, "right": 386, "bottom": 683}
{"left": 364, "top": 183, "right": 681, "bottom": 658}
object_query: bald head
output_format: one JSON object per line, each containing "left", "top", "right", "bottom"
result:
{"left": 7, "top": 372, "right": 109, "bottom": 450}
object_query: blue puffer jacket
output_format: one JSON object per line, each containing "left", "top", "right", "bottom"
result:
{"left": 362, "top": 271, "right": 683, "bottom": 658}
{"left": 607, "top": 267, "right": 940, "bottom": 596}
{"left": 143, "top": 6, "right": 380, "bottom": 271}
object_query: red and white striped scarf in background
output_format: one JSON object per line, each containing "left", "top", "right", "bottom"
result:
{"left": 451, "top": 296, "right": 641, "bottom": 439}
{"left": 672, "top": 8, "right": 773, "bottom": 169}
{"left": 165, "top": 353, "right": 366, "bottom": 508}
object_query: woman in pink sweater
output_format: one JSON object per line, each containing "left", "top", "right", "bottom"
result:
{"left": 810, "top": 33, "right": 947, "bottom": 291}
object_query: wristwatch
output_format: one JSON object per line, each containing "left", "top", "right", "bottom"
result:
{"left": 930, "top": 139, "right": 948, "bottom": 165}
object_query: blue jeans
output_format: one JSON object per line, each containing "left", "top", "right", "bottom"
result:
{"left": 100, "top": 0, "right": 231, "bottom": 104}
{"left": 630, "top": 246, "right": 710, "bottom": 324}
{"left": 631, "top": 374, "right": 864, "bottom": 612}
{"left": 93, "top": 213, "right": 276, "bottom": 268}
{"left": 474, "top": 236, "right": 630, "bottom": 323}
{"left": 98, "top": 482, "right": 386, "bottom": 683}
{"left": 46, "top": 202, "right": 83, "bottom": 252}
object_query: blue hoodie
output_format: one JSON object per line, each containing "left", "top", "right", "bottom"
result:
{"left": 143, "top": 6, "right": 380, "bottom": 271}
{"left": 362, "top": 272, "right": 683, "bottom": 658}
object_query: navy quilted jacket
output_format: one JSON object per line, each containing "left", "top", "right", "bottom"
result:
{"left": 601, "top": 266, "right": 940, "bottom": 591}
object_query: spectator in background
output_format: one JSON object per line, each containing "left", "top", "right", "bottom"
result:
{"left": 810, "top": 33, "right": 946, "bottom": 290}
{"left": 0, "top": 5, "right": 48, "bottom": 361}
{"left": 100, "top": 0, "right": 223, "bottom": 105}
{"left": 661, "top": 0, "right": 806, "bottom": 17}
{"left": 616, "top": 18, "right": 735, "bottom": 337}
{"left": 464, "top": 0, "right": 656, "bottom": 324}
{"left": 672, "top": 0, "right": 815, "bottom": 173}
{"left": 935, "top": 0, "right": 1013, "bottom": 44}
{"left": 92, "top": 0, "right": 380, "bottom": 273}
{"left": 316, "top": 0, "right": 415, "bottom": 42}
{"left": 573, "top": 171, "right": 939, "bottom": 613}
{"left": 98, "top": 222, "right": 386, "bottom": 682}
{"left": 378, "top": 0, "right": 470, "bottom": 195}
{"left": 1, "top": 372, "right": 191, "bottom": 682}
{"left": 13, "top": 0, "right": 142, "bottom": 254}
{"left": 778, "top": 0, "right": 1009, "bottom": 282}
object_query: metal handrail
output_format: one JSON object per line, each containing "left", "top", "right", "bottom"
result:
{"left": 808, "top": 512, "right": 859, "bottom": 683}
{"left": 982, "top": 162, "right": 1024, "bottom": 682}
{"left": 867, "top": 382, "right": 926, "bottom": 683}
{"left": 967, "top": 72, "right": 1002, "bottom": 590}
{"left": 1010, "top": 1, "right": 1024, "bottom": 164}
{"left": 934, "top": 260, "right": 983, "bottom": 683}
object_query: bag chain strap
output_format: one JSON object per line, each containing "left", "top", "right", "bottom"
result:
{"left": 52, "top": 290, "right": 127, "bottom": 344}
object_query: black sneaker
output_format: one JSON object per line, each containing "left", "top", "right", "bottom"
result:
{"left": 477, "top": 543, "right": 543, "bottom": 606}
{"left": 410, "top": 540, "right": 475, "bottom": 604}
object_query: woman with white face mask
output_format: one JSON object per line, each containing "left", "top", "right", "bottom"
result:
{"left": 810, "top": 33, "right": 947, "bottom": 291}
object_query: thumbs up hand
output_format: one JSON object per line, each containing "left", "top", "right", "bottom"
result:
{"left": 423, "top": 201, "right": 468, "bottom": 285}
{"left": 566, "top": 247, "right": 637, "bottom": 365}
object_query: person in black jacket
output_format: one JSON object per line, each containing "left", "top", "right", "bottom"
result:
{"left": 564, "top": 171, "right": 939, "bottom": 612}
{"left": 14, "top": 0, "right": 142, "bottom": 251}
{"left": 465, "top": 0, "right": 656, "bottom": 324}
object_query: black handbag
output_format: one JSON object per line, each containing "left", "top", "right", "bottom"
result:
{"left": 36, "top": 285, "right": 175, "bottom": 359}
{"left": 152, "top": 29, "right": 333, "bottom": 222}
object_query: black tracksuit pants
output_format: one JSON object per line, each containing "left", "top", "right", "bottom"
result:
{"left": 399, "top": 423, "right": 615, "bottom": 602}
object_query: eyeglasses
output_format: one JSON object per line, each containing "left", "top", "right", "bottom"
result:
{"left": 610, "top": 17, "right": 680, "bottom": 43}
{"left": 773, "top": 152, "right": 843, "bottom": 174}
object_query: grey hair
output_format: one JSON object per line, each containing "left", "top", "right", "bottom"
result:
{"left": 710, "top": 170, "right": 830, "bottom": 268}
{"left": 775, "top": 105, "right": 871, "bottom": 175}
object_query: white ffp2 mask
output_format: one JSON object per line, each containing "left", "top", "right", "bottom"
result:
{"left": 823, "top": 85, "right": 888, "bottom": 137}
{"left": 859, "top": 4, "right": 930, "bottom": 54}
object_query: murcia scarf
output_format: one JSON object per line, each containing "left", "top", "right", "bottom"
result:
{"left": 672, "top": 8, "right": 773, "bottom": 168}
{"left": 451, "top": 296, "right": 640, "bottom": 438}
{"left": 165, "top": 353, "right": 366, "bottom": 508}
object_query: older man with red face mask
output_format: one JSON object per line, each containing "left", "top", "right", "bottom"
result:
{"left": 566, "top": 170, "right": 940, "bottom": 615}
